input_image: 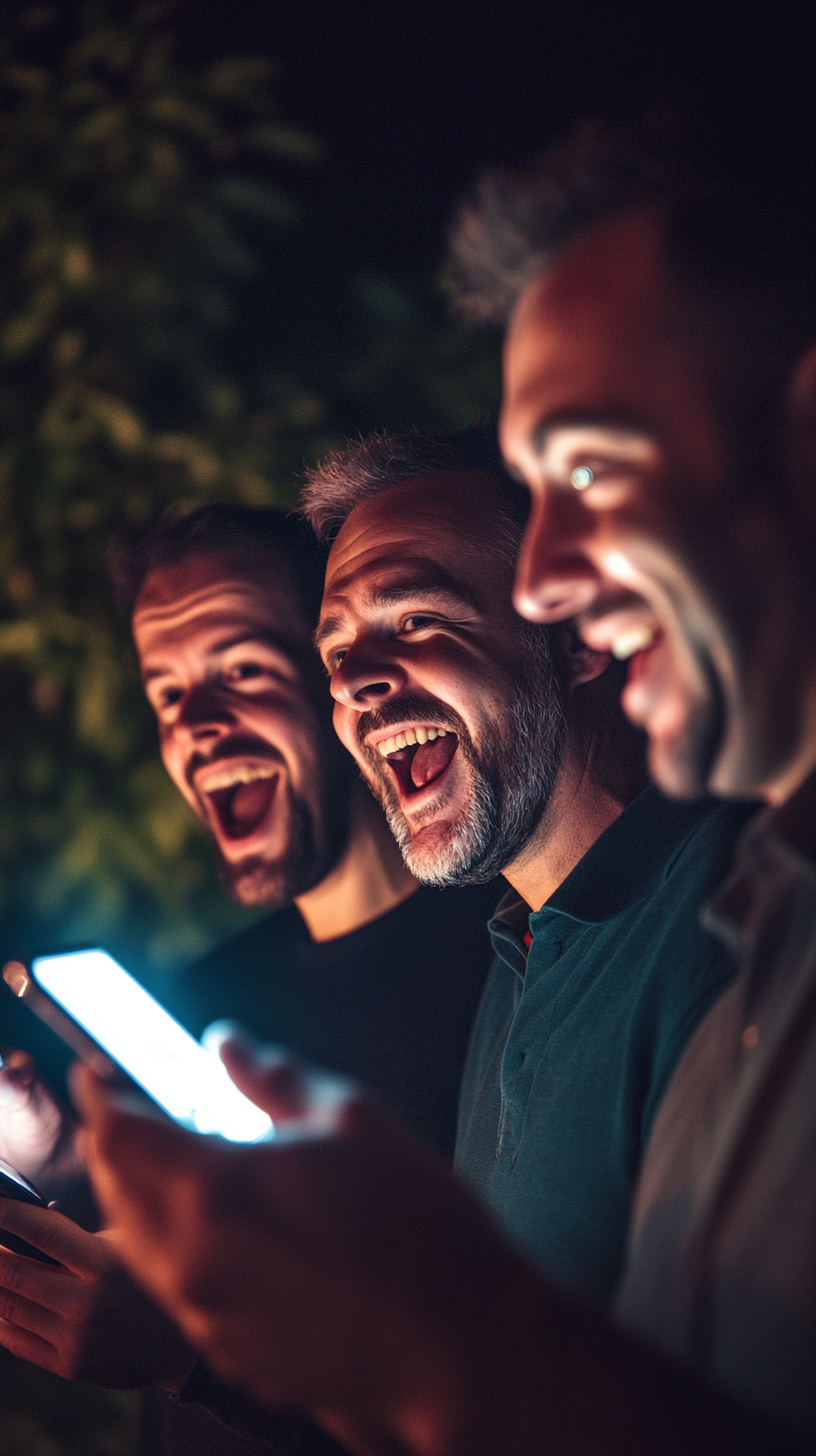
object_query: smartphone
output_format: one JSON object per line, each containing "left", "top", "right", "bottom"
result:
{"left": 2, "top": 950, "right": 272, "bottom": 1144}
{"left": 0, "top": 1157, "right": 60, "bottom": 1264}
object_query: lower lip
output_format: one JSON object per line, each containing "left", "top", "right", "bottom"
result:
{"left": 620, "top": 633, "right": 665, "bottom": 717}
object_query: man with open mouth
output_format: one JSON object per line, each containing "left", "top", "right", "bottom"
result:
{"left": 0, "top": 505, "right": 501, "bottom": 1456}
{"left": 303, "top": 424, "right": 755, "bottom": 1306}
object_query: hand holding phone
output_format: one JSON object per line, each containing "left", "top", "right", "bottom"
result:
{"left": 0, "top": 1193, "right": 196, "bottom": 1388}
{"left": 0, "top": 1045, "right": 71, "bottom": 1183}
{"left": 3, "top": 950, "right": 272, "bottom": 1144}
{"left": 0, "top": 1156, "right": 59, "bottom": 1263}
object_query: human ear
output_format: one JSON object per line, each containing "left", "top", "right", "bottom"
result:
{"left": 558, "top": 625, "right": 611, "bottom": 687}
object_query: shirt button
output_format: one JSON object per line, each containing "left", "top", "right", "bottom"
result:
{"left": 742, "top": 1024, "right": 759, "bottom": 1050}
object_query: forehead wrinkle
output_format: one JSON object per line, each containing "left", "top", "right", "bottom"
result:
{"left": 133, "top": 581, "right": 265, "bottom": 625}
{"left": 316, "top": 560, "right": 483, "bottom": 647}
{"left": 140, "top": 625, "right": 305, "bottom": 678}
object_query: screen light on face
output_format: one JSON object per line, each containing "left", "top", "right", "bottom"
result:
{"left": 32, "top": 950, "right": 272, "bottom": 1144}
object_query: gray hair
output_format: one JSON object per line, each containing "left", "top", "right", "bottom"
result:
{"left": 298, "top": 424, "right": 529, "bottom": 562}
{"left": 446, "top": 115, "right": 816, "bottom": 375}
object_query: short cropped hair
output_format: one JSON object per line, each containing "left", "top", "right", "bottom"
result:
{"left": 109, "top": 506, "right": 328, "bottom": 628}
{"left": 299, "top": 424, "right": 529, "bottom": 554}
{"left": 447, "top": 117, "right": 816, "bottom": 388}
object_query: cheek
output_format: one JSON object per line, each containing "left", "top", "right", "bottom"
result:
{"left": 158, "top": 734, "right": 190, "bottom": 795}
{"left": 332, "top": 702, "right": 363, "bottom": 759}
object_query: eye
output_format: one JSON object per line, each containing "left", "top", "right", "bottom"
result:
{"left": 159, "top": 686, "right": 183, "bottom": 708}
{"left": 402, "top": 614, "right": 439, "bottom": 633}
{"left": 231, "top": 661, "right": 263, "bottom": 680}
{"left": 570, "top": 466, "right": 594, "bottom": 490}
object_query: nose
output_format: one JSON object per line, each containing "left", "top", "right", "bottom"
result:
{"left": 175, "top": 681, "right": 238, "bottom": 741}
{"left": 513, "top": 489, "right": 602, "bottom": 623}
{"left": 330, "top": 639, "right": 409, "bottom": 710}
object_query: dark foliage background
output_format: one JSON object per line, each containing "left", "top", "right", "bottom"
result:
{"left": 0, "top": 1, "right": 501, "bottom": 1002}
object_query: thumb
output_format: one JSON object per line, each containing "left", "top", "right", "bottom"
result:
{"left": 220, "top": 1035, "right": 352, "bottom": 1134}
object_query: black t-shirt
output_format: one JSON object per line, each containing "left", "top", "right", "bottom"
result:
{"left": 141, "top": 879, "right": 501, "bottom": 1456}
{"left": 166, "top": 882, "right": 501, "bottom": 1159}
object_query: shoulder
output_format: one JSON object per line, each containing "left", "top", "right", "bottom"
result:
{"left": 663, "top": 797, "right": 762, "bottom": 888}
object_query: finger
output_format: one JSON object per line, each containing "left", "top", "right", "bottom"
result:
{"left": 72, "top": 1066, "right": 213, "bottom": 1239}
{"left": 0, "top": 1262, "right": 76, "bottom": 1342}
{"left": 220, "top": 1038, "right": 351, "bottom": 1130}
{"left": 0, "top": 1197, "right": 110, "bottom": 1276}
{"left": 0, "top": 1046, "right": 37, "bottom": 1082}
{"left": 0, "top": 1313, "right": 61, "bottom": 1373}
{"left": 219, "top": 1035, "right": 312, "bottom": 1118}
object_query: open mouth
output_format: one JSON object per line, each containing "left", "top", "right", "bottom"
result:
{"left": 198, "top": 764, "right": 280, "bottom": 842}
{"left": 374, "top": 726, "right": 459, "bottom": 801}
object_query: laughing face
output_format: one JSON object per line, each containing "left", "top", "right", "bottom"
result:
{"left": 501, "top": 208, "right": 815, "bottom": 802}
{"left": 133, "top": 548, "right": 349, "bottom": 907}
{"left": 317, "top": 472, "right": 566, "bottom": 887}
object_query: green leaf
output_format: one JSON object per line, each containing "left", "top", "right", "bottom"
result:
{"left": 246, "top": 124, "right": 322, "bottom": 164}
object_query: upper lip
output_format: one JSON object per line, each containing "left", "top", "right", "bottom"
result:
{"left": 577, "top": 606, "right": 661, "bottom": 657}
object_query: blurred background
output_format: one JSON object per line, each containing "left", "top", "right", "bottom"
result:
{"left": 0, "top": 0, "right": 811, "bottom": 1449}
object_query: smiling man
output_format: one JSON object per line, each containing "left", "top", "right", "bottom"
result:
{"left": 447, "top": 118, "right": 816, "bottom": 1440}
{"left": 300, "top": 427, "right": 754, "bottom": 1304}
{"left": 0, "top": 505, "right": 501, "bottom": 1456}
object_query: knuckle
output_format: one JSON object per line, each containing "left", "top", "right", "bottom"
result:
{"left": 0, "top": 1257, "right": 25, "bottom": 1295}
{"left": 0, "top": 1291, "right": 23, "bottom": 1322}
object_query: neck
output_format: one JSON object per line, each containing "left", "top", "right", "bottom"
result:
{"left": 502, "top": 737, "right": 627, "bottom": 912}
{"left": 294, "top": 778, "right": 419, "bottom": 943}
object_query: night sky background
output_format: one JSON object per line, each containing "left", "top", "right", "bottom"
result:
{"left": 178, "top": 0, "right": 814, "bottom": 404}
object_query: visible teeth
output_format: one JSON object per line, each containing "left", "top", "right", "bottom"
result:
{"left": 201, "top": 764, "right": 277, "bottom": 791}
{"left": 376, "top": 725, "right": 450, "bottom": 757}
{"left": 611, "top": 624, "right": 657, "bottom": 661}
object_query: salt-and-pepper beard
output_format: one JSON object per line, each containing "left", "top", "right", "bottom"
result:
{"left": 356, "top": 624, "right": 567, "bottom": 887}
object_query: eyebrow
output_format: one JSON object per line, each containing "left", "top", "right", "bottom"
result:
{"left": 141, "top": 630, "right": 298, "bottom": 682}
{"left": 314, "top": 580, "right": 480, "bottom": 649}
{"left": 530, "top": 411, "right": 657, "bottom": 456}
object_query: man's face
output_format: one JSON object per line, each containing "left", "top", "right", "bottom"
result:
{"left": 317, "top": 473, "right": 566, "bottom": 886}
{"left": 501, "top": 209, "right": 808, "bottom": 801}
{"left": 133, "top": 549, "right": 348, "bottom": 907}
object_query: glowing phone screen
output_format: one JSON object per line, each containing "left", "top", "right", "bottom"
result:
{"left": 32, "top": 949, "right": 271, "bottom": 1144}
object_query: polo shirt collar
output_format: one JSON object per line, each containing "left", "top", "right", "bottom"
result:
{"left": 487, "top": 889, "right": 531, "bottom": 979}
{"left": 487, "top": 787, "right": 731, "bottom": 976}
{"left": 539, "top": 786, "right": 725, "bottom": 927}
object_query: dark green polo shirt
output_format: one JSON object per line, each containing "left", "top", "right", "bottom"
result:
{"left": 455, "top": 788, "right": 759, "bottom": 1306}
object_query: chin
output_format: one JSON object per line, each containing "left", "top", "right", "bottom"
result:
{"left": 216, "top": 845, "right": 322, "bottom": 910}
{"left": 223, "top": 862, "right": 293, "bottom": 910}
{"left": 646, "top": 719, "right": 717, "bottom": 800}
